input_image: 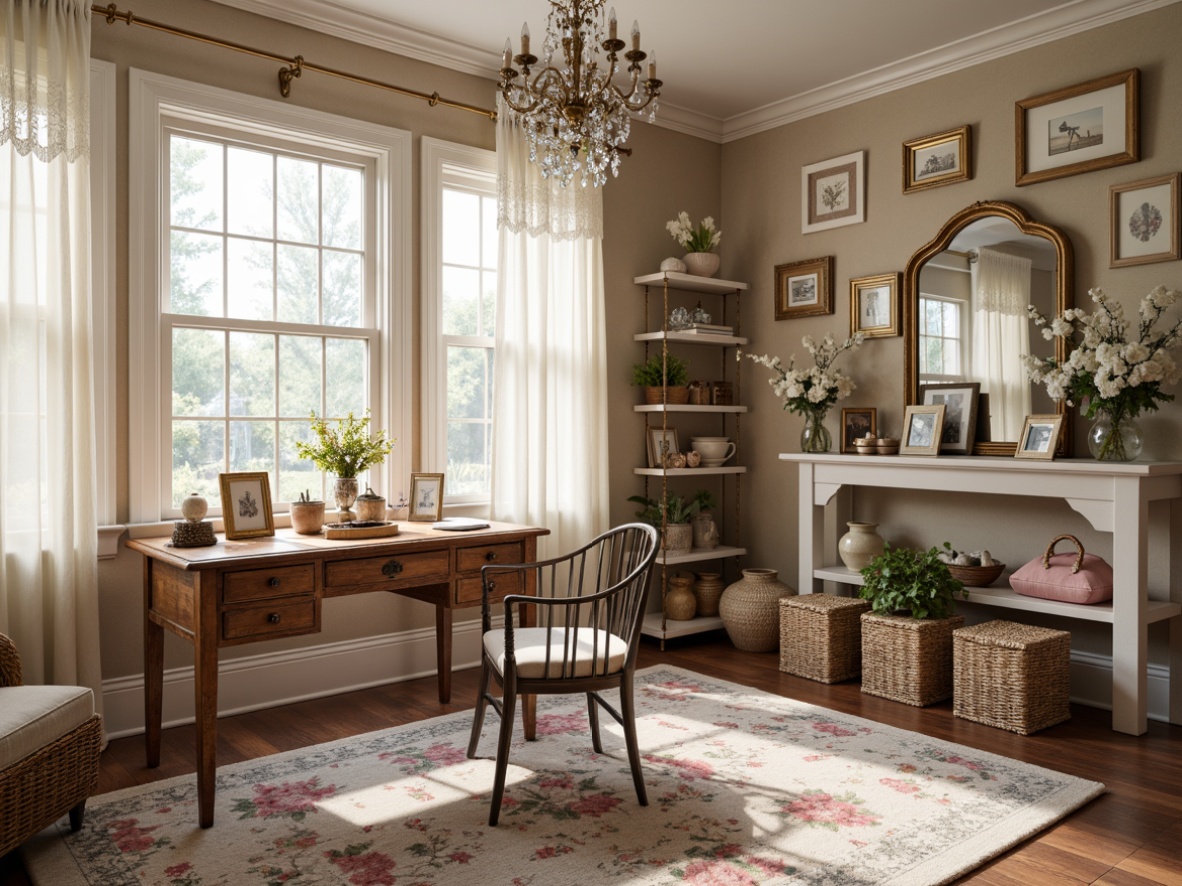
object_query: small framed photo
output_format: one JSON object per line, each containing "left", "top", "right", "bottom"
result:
{"left": 900, "top": 404, "right": 945, "bottom": 457}
{"left": 802, "top": 151, "right": 865, "bottom": 233}
{"left": 849, "top": 273, "right": 900, "bottom": 338}
{"left": 1015, "top": 414, "right": 1064, "bottom": 460}
{"left": 1015, "top": 68, "right": 1138, "bottom": 187}
{"left": 1110, "top": 173, "right": 1180, "bottom": 268}
{"left": 840, "top": 407, "right": 878, "bottom": 454}
{"left": 903, "top": 125, "right": 971, "bottom": 193}
{"left": 218, "top": 471, "right": 274, "bottom": 539}
{"left": 775, "top": 256, "right": 834, "bottom": 320}
{"left": 919, "top": 382, "right": 980, "bottom": 455}
{"left": 409, "top": 473, "right": 445, "bottom": 522}
{"left": 647, "top": 427, "right": 680, "bottom": 468}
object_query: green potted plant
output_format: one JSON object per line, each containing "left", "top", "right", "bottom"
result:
{"left": 632, "top": 353, "right": 690, "bottom": 405}
{"left": 856, "top": 542, "right": 969, "bottom": 707}
{"left": 627, "top": 490, "right": 700, "bottom": 553}
{"left": 295, "top": 410, "right": 395, "bottom": 521}
{"left": 690, "top": 488, "right": 719, "bottom": 550}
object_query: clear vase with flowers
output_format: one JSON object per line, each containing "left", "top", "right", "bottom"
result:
{"left": 666, "top": 211, "right": 721, "bottom": 277}
{"left": 1022, "top": 285, "right": 1181, "bottom": 461}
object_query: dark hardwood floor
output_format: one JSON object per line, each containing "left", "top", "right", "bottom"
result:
{"left": 4, "top": 634, "right": 1180, "bottom": 884}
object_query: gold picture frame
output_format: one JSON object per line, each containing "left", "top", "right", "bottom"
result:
{"left": 801, "top": 151, "right": 865, "bottom": 233}
{"left": 409, "top": 473, "right": 445, "bottom": 522}
{"left": 840, "top": 407, "right": 877, "bottom": 454}
{"left": 1110, "top": 173, "right": 1181, "bottom": 268}
{"left": 1015, "top": 414, "right": 1064, "bottom": 460}
{"left": 900, "top": 405, "right": 945, "bottom": 457}
{"left": 849, "top": 273, "right": 900, "bottom": 338}
{"left": 1016, "top": 68, "right": 1139, "bottom": 186}
{"left": 903, "top": 125, "right": 971, "bottom": 193}
{"left": 775, "top": 256, "right": 834, "bottom": 320}
{"left": 218, "top": 471, "right": 275, "bottom": 539}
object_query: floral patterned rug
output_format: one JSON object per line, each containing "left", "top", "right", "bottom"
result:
{"left": 22, "top": 666, "right": 1102, "bottom": 886}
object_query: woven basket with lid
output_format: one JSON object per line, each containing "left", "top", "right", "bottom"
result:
{"left": 860, "top": 612, "right": 964, "bottom": 706}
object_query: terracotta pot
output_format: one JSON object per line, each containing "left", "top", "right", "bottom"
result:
{"left": 290, "top": 500, "right": 326, "bottom": 535}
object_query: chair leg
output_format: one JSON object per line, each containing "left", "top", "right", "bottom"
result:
{"left": 467, "top": 657, "right": 494, "bottom": 759}
{"left": 618, "top": 678, "right": 648, "bottom": 806}
{"left": 587, "top": 691, "right": 605, "bottom": 754}
{"left": 488, "top": 673, "right": 518, "bottom": 827}
{"left": 68, "top": 799, "right": 88, "bottom": 832}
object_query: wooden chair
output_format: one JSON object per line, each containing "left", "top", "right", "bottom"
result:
{"left": 466, "top": 523, "right": 660, "bottom": 825}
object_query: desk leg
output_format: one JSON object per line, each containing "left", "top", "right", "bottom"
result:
{"left": 193, "top": 573, "right": 219, "bottom": 828}
{"left": 435, "top": 603, "right": 452, "bottom": 703}
{"left": 143, "top": 559, "right": 163, "bottom": 768}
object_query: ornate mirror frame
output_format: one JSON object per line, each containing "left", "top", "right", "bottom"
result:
{"left": 902, "top": 201, "right": 1074, "bottom": 456}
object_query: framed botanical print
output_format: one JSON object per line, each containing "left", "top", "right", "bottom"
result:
{"left": 409, "top": 473, "right": 445, "bottom": 522}
{"left": 849, "top": 273, "right": 900, "bottom": 338}
{"left": 903, "top": 125, "right": 971, "bottom": 193}
{"left": 218, "top": 471, "right": 275, "bottom": 539}
{"left": 801, "top": 151, "right": 865, "bottom": 233}
{"left": 1110, "top": 173, "right": 1180, "bottom": 267}
{"left": 900, "top": 405, "right": 945, "bottom": 457}
{"left": 919, "top": 382, "right": 980, "bottom": 455}
{"left": 775, "top": 256, "right": 834, "bottom": 320}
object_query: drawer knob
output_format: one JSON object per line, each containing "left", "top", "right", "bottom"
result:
{"left": 486, "top": 579, "right": 496, "bottom": 591}
{"left": 381, "top": 559, "right": 403, "bottom": 578}
{"left": 486, "top": 551, "right": 498, "bottom": 561}
{"left": 268, "top": 577, "right": 281, "bottom": 588}
{"left": 267, "top": 612, "right": 281, "bottom": 624}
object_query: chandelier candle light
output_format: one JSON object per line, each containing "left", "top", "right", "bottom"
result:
{"left": 498, "top": 0, "right": 661, "bottom": 188}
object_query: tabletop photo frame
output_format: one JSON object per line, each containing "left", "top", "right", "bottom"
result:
{"left": 802, "top": 151, "right": 865, "bottom": 233}
{"left": 409, "top": 472, "right": 445, "bottom": 522}
{"left": 840, "top": 407, "right": 878, "bottom": 454}
{"left": 1015, "top": 414, "right": 1064, "bottom": 460}
{"left": 900, "top": 404, "right": 945, "bottom": 457}
{"left": 919, "top": 382, "right": 980, "bottom": 455}
{"left": 775, "top": 256, "right": 834, "bottom": 320}
{"left": 1109, "top": 172, "right": 1180, "bottom": 268}
{"left": 218, "top": 471, "right": 274, "bottom": 539}
{"left": 647, "top": 427, "right": 680, "bottom": 468}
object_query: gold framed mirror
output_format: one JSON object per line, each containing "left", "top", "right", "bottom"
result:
{"left": 902, "top": 201, "right": 1073, "bottom": 456}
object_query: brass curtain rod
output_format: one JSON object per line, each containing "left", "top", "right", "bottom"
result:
{"left": 91, "top": 3, "right": 497, "bottom": 120}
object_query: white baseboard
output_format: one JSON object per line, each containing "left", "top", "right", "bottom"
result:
{"left": 1069, "top": 650, "right": 1172, "bottom": 722}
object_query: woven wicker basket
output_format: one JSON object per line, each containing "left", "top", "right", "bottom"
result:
{"left": 779, "top": 594, "right": 871, "bottom": 683}
{"left": 953, "top": 620, "right": 1071, "bottom": 734}
{"left": 947, "top": 562, "right": 1005, "bottom": 587}
{"left": 860, "top": 612, "right": 964, "bottom": 706}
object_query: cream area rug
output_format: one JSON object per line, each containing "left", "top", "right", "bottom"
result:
{"left": 22, "top": 666, "right": 1103, "bottom": 885}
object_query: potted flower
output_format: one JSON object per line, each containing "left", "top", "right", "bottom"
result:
{"left": 294, "top": 410, "right": 395, "bottom": 520}
{"left": 666, "top": 211, "right": 721, "bottom": 277}
{"left": 856, "top": 542, "right": 968, "bottom": 707}
{"left": 632, "top": 353, "right": 690, "bottom": 404}
{"left": 627, "top": 490, "right": 700, "bottom": 553}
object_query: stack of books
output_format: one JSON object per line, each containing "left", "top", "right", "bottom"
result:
{"left": 681, "top": 322, "right": 733, "bottom": 335}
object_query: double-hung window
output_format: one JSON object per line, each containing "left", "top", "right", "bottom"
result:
{"left": 918, "top": 294, "right": 965, "bottom": 381}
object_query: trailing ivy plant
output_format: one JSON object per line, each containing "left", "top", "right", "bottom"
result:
{"left": 858, "top": 542, "right": 967, "bottom": 620}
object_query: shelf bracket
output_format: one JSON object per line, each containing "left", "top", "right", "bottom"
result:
{"left": 1065, "top": 498, "right": 1113, "bottom": 532}
{"left": 815, "top": 482, "right": 844, "bottom": 507}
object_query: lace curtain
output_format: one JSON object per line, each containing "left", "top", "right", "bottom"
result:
{"left": 971, "top": 247, "right": 1032, "bottom": 441}
{"left": 490, "top": 100, "right": 610, "bottom": 556}
{"left": 1, "top": 0, "right": 103, "bottom": 707}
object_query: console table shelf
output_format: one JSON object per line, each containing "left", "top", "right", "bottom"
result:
{"left": 780, "top": 452, "right": 1182, "bottom": 736}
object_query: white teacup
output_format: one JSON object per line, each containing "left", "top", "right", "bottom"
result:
{"left": 691, "top": 438, "right": 736, "bottom": 463}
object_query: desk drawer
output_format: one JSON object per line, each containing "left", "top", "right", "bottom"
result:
{"left": 456, "top": 542, "right": 524, "bottom": 575}
{"left": 455, "top": 571, "right": 524, "bottom": 606}
{"left": 325, "top": 549, "right": 450, "bottom": 591}
{"left": 223, "top": 564, "right": 315, "bottom": 604}
{"left": 222, "top": 600, "right": 318, "bottom": 641}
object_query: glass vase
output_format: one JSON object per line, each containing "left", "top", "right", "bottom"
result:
{"left": 1087, "top": 412, "right": 1143, "bottom": 462}
{"left": 800, "top": 405, "right": 833, "bottom": 453}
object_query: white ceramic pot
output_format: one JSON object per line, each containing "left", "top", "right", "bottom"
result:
{"left": 838, "top": 521, "right": 886, "bottom": 570}
{"left": 683, "top": 252, "right": 720, "bottom": 277}
{"left": 180, "top": 492, "right": 208, "bottom": 522}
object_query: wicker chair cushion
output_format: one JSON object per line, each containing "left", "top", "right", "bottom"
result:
{"left": 0, "top": 685, "right": 94, "bottom": 768}
{"left": 483, "top": 628, "right": 628, "bottom": 679}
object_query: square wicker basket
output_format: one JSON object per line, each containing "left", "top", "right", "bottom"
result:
{"left": 953, "top": 620, "right": 1071, "bottom": 734}
{"left": 860, "top": 612, "right": 964, "bottom": 706}
{"left": 779, "top": 594, "right": 871, "bottom": 683}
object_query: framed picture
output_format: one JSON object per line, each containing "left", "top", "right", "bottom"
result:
{"left": 840, "top": 407, "right": 878, "bottom": 454}
{"left": 900, "top": 404, "right": 945, "bottom": 457}
{"left": 647, "top": 427, "right": 680, "bottom": 468}
{"left": 409, "top": 473, "right": 445, "bottom": 522}
{"left": 1110, "top": 173, "right": 1181, "bottom": 268}
{"left": 801, "top": 151, "right": 865, "bottom": 233}
{"left": 919, "top": 382, "right": 980, "bottom": 455}
{"left": 849, "top": 273, "right": 900, "bottom": 338}
{"left": 774, "top": 256, "right": 834, "bottom": 320}
{"left": 1015, "top": 414, "right": 1064, "bottom": 460}
{"left": 903, "top": 125, "right": 972, "bottom": 193}
{"left": 1015, "top": 68, "right": 1139, "bottom": 186}
{"left": 218, "top": 471, "right": 274, "bottom": 539}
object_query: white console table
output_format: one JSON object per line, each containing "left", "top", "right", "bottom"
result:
{"left": 779, "top": 453, "right": 1182, "bottom": 736}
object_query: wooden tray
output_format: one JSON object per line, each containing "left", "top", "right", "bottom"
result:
{"left": 324, "top": 521, "right": 400, "bottom": 540}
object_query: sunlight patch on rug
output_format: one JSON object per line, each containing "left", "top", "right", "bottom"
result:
{"left": 22, "top": 666, "right": 1103, "bottom": 885}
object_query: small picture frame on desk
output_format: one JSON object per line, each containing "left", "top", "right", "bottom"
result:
{"left": 900, "top": 405, "right": 945, "bottom": 456}
{"left": 409, "top": 473, "right": 445, "bottom": 522}
{"left": 840, "top": 407, "right": 877, "bottom": 453}
{"left": 919, "top": 382, "right": 979, "bottom": 455}
{"left": 1015, "top": 414, "right": 1063, "bottom": 460}
{"left": 218, "top": 472, "right": 274, "bottom": 539}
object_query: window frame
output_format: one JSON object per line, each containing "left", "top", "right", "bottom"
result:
{"left": 918, "top": 292, "right": 968, "bottom": 383}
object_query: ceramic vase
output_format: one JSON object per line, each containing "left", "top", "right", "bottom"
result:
{"left": 665, "top": 575, "right": 697, "bottom": 620}
{"left": 693, "top": 572, "right": 725, "bottom": 617}
{"left": 719, "top": 568, "right": 796, "bottom": 652}
{"left": 1088, "top": 412, "right": 1142, "bottom": 462}
{"left": 683, "top": 252, "right": 720, "bottom": 278}
{"left": 838, "top": 521, "right": 885, "bottom": 570}
{"left": 180, "top": 492, "right": 208, "bottom": 522}
{"left": 333, "top": 476, "right": 359, "bottom": 521}
{"left": 692, "top": 512, "right": 719, "bottom": 549}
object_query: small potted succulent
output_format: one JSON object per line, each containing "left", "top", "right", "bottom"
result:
{"left": 627, "top": 490, "right": 700, "bottom": 553}
{"left": 632, "top": 353, "right": 690, "bottom": 405}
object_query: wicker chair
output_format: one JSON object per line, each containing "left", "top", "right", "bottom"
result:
{"left": 466, "top": 523, "right": 659, "bottom": 826}
{"left": 0, "top": 633, "right": 102, "bottom": 857}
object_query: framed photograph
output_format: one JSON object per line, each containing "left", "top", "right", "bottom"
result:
{"left": 900, "top": 404, "right": 945, "bottom": 457}
{"left": 919, "top": 382, "right": 980, "bottom": 455}
{"left": 774, "top": 256, "right": 834, "bottom": 320}
{"left": 647, "top": 427, "right": 680, "bottom": 468}
{"left": 1015, "top": 414, "right": 1064, "bottom": 460}
{"left": 1110, "top": 173, "right": 1180, "bottom": 268}
{"left": 409, "top": 473, "right": 445, "bottom": 522}
{"left": 903, "top": 125, "right": 972, "bottom": 193}
{"left": 218, "top": 471, "right": 274, "bottom": 539}
{"left": 849, "top": 273, "right": 900, "bottom": 338}
{"left": 1015, "top": 68, "right": 1138, "bottom": 186}
{"left": 801, "top": 151, "right": 865, "bottom": 233}
{"left": 840, "top": 407, "right": 878, "bottom": 454}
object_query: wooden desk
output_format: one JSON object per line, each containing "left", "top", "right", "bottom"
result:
{"left": 127, "top": 521, "right": 548, "bottom": 827}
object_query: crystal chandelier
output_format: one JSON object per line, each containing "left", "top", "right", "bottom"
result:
{"left": 498, "top": 0, "right": 661, "bottom": 188}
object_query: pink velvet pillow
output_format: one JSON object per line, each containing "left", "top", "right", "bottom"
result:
{"left": 1009, "top": 535, "right": 1113, "bottom": 605}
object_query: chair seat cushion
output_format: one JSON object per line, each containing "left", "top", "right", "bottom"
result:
{"left": 484, "top": 627, "right": 629, "bottom": 678}
{"left": 0, "top": 685, "right": 95, "bottom": 768}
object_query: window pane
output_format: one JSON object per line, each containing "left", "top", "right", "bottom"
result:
{"left": 170, "top": 231, "right": 223, "bottom": 316}
{"left": 173, "top": 328, "right": 224, "bottom": 416}
{"left": 447, "top": 345, "right": 488, "bottom": 419}
{"left": 279, "top": 335, "right": 322, "bottom": 417}
{"left": 226, "top": 146, "right": 273, "bottom": 238}
{"left": 442, "top": 266, "right": 480, "bottom": 336}
{"left": 446, "top": 421, "right": 489, "bottom": 496}
{"left": 276, "top": 156, "right": 319, "bottom": 245}
{"left": 229, "top": 332, "right": 275, "bottom": 417}
{"left": 481, "top": 194, "right": 497, "bottom": 270}
{"left": 323, "top": 164, "right": 362, "bottom": 250}
{"left": 442, "top": 188, "right": 480, "bottom": 266}
{"left": 279, "top": 420, "right": 321, "bottom": 504}
{"left": 481, "top": 269, "right": 497, "bottom": 338}
{"left": 942, "top": 301, "right": 960, "bottom": 329}
{"left": 226, "top": 237, "right": 273, "bottom": 321}
{"left": 922, "top": 338, "right": 943, "bottom": 375}
{"left": 944, "top": 339, "right": 961, "bottom": 375}
{"left": 323, "top": 250, "right": 362, "bottom": 327}
{"left": 922, "top": 299, "right": 941, "bottom": 335}
{"left": 172, "top": 419, "right": 224, "bottom": 508}
{"left": 325, "top": 337, "right": 366, "bottom": 418}
{"left": 170, "top": 136, "right": 222, "bottom": 232}
{"left": 229, "top": 420, "right": 275, "bottom": 478}
{"left": 276, "top": 243, "right": 318, "bottom": 324}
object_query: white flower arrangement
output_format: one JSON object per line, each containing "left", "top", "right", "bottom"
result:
{"left": 665, "top": 211, "right": 721, "bottom": 254}
{"left": 740, "top": 333, "right": 863, "bottom": 415}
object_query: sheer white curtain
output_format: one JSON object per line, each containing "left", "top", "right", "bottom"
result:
{"left": 971, "top": 247, "right": 1032, "bottom": 441}
{"left": 491, "top": 99, "right": 610, "bottom": 557}
{"left": 1, "top": 0, "right": 103, "bottom": 704}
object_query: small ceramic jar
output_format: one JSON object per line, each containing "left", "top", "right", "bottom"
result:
{"left": 354, "top": 486, "right": 387, "bottom": 523}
